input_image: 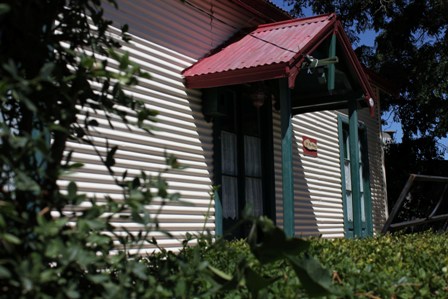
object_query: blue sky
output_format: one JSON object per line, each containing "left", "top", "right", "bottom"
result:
{"left": 271, "top": 0, "right": 448, "bottom": 159}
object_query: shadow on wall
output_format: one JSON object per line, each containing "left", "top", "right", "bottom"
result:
{"left": 182, "top": 89, "right": 216, "bottom": 229}
{"left": 291, "top": 133, "right": 320, "bottom": 237}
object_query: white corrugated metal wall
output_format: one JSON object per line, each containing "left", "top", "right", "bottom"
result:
{"left": 274, "top": 110, "right": 345, "bottom": 238}
{"left": 59, "top": 0, "right": 269, "bottom": 252}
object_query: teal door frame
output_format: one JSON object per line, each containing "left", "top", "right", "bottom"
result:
{"left": 279, "top": 79, "right": 295, "bottom": 238}
{"left": 338, "top": 111, "right": 373, "bottom": 238}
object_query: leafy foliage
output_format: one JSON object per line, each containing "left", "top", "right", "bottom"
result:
{"left": 203, "top": 232, "right": 448, "bottom": 298}
{"left": 311, "top": 232, "right": 448, "bottom": 298}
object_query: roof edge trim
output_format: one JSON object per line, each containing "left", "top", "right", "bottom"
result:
{"left": 184, "top": 63, "right": 288, "bottom": 89}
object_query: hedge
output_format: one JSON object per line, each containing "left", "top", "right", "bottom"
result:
{"left": 201, "top": 232, "right": 448, "bottom": 298}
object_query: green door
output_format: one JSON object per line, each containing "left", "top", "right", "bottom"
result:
{"left": 338, "top": 116, "right": 373, "bottom": 238}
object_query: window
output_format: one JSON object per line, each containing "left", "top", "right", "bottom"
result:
{"left": 210, "top": 86, "right": 274, "bottom": 237}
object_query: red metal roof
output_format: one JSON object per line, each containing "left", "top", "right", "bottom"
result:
{"left": 182, "top": 13, "right": 376, "bottom": 112}
{"left": 183, "top": 14, "right": 335, "bottom": 88}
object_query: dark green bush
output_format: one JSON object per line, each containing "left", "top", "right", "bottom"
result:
{"left": 311, "top": 232, "right": 448, "bottom": 298}
{"left": 199, "top": 233, "right": 448, "bottom": 298}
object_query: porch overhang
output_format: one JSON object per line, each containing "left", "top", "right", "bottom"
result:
{"left": 182, "top": 13, "right": 379, "bottom": 238}
{"left": 182, "top": 13, "right": 377, "bottom": 115}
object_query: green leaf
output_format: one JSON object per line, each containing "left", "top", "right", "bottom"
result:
{"left": 245, "top": 267, "right": 279, "bottom": 297}
{"left": 131, "top": 210, "right": 144, "bottom": 224}
{"left": 207, "top": 265, "right": 233, "bottom": 284}
{"left": 131, "top": 262, "right": 148, "bottom": 280}
{"left": 0, "top": 214, "right": 5, "bottom": 228}
{"left": 65, "top": 287, "right": 80, "bottom": 299}
{"left": 286, "top": 254, "right": 334, "bottom": 297}
{"left": 67, "top": 181, "right": 77, "bottom": 199}
{"left": 85, "top": 219, "right": 106, "bottom": 230}
{"left": 250, "top": 217, "right": 309, "bottom": 264}
{"left": 39, "top": 63, "right": 55, "bottom": 80}
{"left": 175, "top": 279, "right": 187, "bottom": 297}
{"left": 87, "top": 234, "right": 111, "bottom": 246}
{"left": 0, "top": 266, "right": 11, "bottom": 279}
{"left": 65, "top": 162, "right": 84, "bottom": 171}
{"left": 3, "top": 233, "right": 21, "bottom": 245}
{"left": 40, "top": 270, "right": 55, "bottom": 283}
{"left": 88, "top": 274, "right": 109, "bottom": 284}
{"left": 129, "top": 189, "right": 144, "bottom": 202}
{"left": 15, "top": 172, "right": 41, "bottom": 193}
{"left": 0, "top": 4, "right": 10, "bottom": 15}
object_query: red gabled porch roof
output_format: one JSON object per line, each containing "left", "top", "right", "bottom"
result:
{"left": 182, "top": 13, "right": 376, "bottom": 110}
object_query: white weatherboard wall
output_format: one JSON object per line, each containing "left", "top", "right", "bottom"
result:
{"left": 59, "top": 0, "right": 269, "bottom": 252}
{"left": 274, "top": 104, "right": 387, "bottom": 237}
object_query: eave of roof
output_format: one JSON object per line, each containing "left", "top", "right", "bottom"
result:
{"left": 182, "top": 13, "right": 377, "bottom": 113}
{"left": 183, "top": 14, "right": 336, "bottom": 88}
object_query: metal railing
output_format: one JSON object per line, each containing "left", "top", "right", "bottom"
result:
{"left": 382, "top": 174, "right": 448, "bottom": 234}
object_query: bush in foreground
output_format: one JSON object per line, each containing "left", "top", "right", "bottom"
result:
{"left": 199, "top": 232, "right": 448, "bottom": 298}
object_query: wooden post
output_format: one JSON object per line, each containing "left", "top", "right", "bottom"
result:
{"left": 214, "top": 189, "right": 223, "bottom": 236}
{"left": 206, "top": 88, "right": 223, "bottom": 236}
{"left": 279, "top": 78, "right": 294, "bottom": 237}
{"left": 348, "top": 97, "right": 362, "bottom": 237}
{"left": 328, "top": 33, "right": 336, "bottom": 93}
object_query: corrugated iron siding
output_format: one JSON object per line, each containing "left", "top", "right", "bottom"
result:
{"left": 273, "top": 110, "right": 344, "bottom": 238}
{"left": 59, "top": 0, "right": 267, "bottom": 252}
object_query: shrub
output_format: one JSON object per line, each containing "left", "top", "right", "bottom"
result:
{"left": 310, "top": 232, "right": 448, "bottom": 298}
{"left": 197, "top": 232, "right": 448, "bottom": 298}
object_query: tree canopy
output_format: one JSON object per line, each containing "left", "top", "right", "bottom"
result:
{"left": 288, "top": 0, "right": 448, "bottom": 151}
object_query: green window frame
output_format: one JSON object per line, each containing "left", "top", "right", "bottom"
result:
{"left": 205, "top": 87, "right": 275, "bottom": 237}
{"left": 338, "top": 115, "right": 373, "bottom": 238}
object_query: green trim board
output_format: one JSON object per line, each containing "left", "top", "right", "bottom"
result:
{"left": 279, "top": 78, "right": 295, "bottom": 237}
{"left": 327, "top": 33, "right": 336, "bottom": 92}
{"left": 338, "top": 114, "right": 373, "bottom": 238}
{"left": 348, "top": 99, "right": 362, "bottom": 236}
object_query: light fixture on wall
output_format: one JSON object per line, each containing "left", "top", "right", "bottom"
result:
{"left": 249, "top": 82, "right": 268, "bottom": 109}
